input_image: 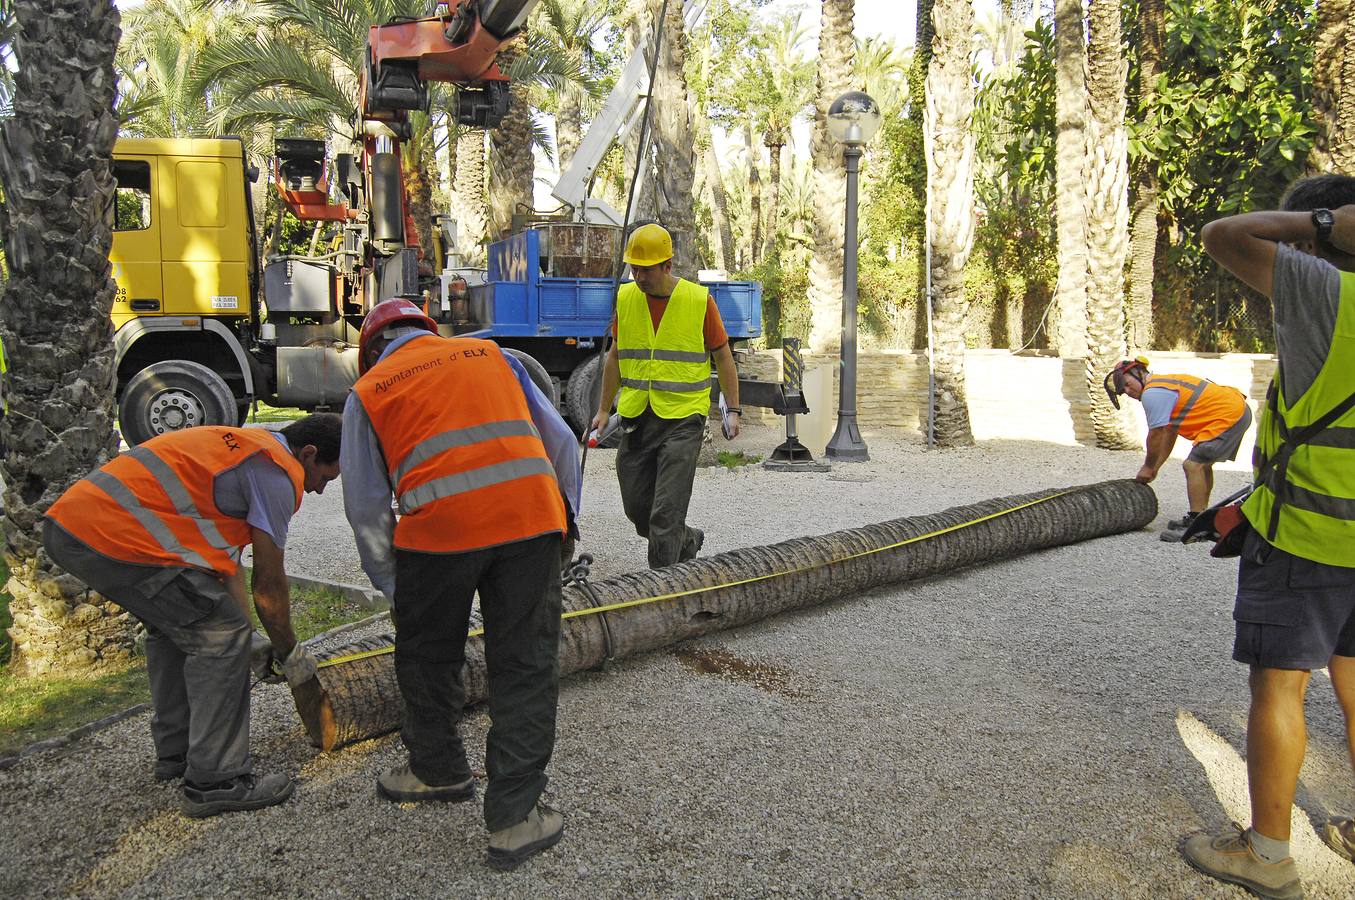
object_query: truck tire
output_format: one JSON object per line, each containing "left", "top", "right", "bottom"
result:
{"left": 119, "top": 360, "right": 239, "bottom": 446}
{"left": 503, "top": 348, "right": 558, "bottom": 408}
{"left": 564, "top": 353, "right": 603, "bottom": 433}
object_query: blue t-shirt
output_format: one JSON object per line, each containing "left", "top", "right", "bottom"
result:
{"left": 1140, "top": 387, "right": 1178, "bottom": 429}
{"left": 212, "top": 432, "right": 298, "bottom": 548}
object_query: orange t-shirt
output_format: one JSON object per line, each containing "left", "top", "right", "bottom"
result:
{"left": 610, "top": 293, "right": 729, "bottom": 351}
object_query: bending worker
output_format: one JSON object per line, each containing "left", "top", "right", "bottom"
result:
{"left": 590, "top": 223, "right": 742, "bottom": 569}
{"left": 1105, "top": 357, "right": 1252, "bottom": 541}
{"left": 341, "top": 299, "right": 580, "bottom": 871}
{"left": 42, "top": 415, "right": 342, "bottom": 818}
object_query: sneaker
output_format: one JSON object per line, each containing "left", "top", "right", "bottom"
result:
{"left": 180, "top": 772, "right": 295, "bottom": 819}
{"left": 1323, "top": 816, "right": 1355, "bottom": 863}
{"left": 487, "top": 803, "right": 564, "bottom": 870}
{"left": 377, "top": 763, "right": 476, "bottom": 803}
{"left": 1160, "top": 513, "right": 1196, "bottom": 543}
{"left": 153, "top": 754, "right": 186, "bottom": 782}
{"left": 1180, "top": 823, "right": 1302, "bottom": 899}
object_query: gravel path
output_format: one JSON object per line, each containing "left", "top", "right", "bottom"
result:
{"left": 4, "top": 424, "right": 1355, "bottom": 898}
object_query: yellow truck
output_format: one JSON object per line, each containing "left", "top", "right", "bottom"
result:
{"left": 110, "top": 136, "right": 404, "bottom": 443}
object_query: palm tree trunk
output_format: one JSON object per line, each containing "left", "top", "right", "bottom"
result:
{"left": 0, "top": 0, "right": 129, "bottom": 676}
{"left": 650, "top": 0, "right": 699, "bottom": 274}
{"left": 1308, "top": 0, "right": 1355, "bottom": 175}
{"left": 1083, "top": 0, "right": 1136, "bottom": 449}
{"left": 403, "top": 142, "right": 435, "bottom": 267}
{"left": 807, "top": 0, "right": 855, "bottom": 353}
{"left": 745, "top": 123, "right": 762, "bottom": 265}
{"left": 763, "top": 137, "right": 785, "bottom": 263}
{"left": 1126, "top": 0, "right": 1163, "bottom": 352}
{"left": 926, "top": 0, "right": 977, "bottom": 447}
{"left": 702, "top": 139, "right": 736, "bottom": 272}
{"left": 1053, "top": 0, "right": 1090, "bottom": 358}
{"left": 489, "top": 34, "right": 536, "bottom": 242}
{"left": 452, "top": 128, "right": 488, "bottom": 265}
{"left": 299, "top": 480, "right": 1158, "bottom": 750}
{"left": 557, "top": 90, "right": 585, "bottom": 174}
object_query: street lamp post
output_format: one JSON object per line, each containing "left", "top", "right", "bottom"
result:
{"left": 824, "top": 91, "right": 881, "bottom": 461}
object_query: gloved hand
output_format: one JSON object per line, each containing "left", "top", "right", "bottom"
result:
{"left": 281, "top": 645, "right": 319, "bottom": 685}
{"left": 248, "top": 631, "right": 276, "bottom": 682}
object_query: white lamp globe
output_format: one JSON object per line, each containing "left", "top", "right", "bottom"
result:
{"left": 826, "top": 91, "right": 882, "bottom": 146}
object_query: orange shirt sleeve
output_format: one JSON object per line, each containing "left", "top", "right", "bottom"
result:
{"left": 704, "top": 295, "right": 728, "bottom": 351}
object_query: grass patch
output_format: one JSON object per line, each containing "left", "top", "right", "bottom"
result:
{"left": 716, "top": 450, "right": 762, "bottom": 469}
{"left": 0, "top": 572, "right": 373, "bottom": 758}
{"left": 246, "top": 402, "right": 307, "bottom": 424}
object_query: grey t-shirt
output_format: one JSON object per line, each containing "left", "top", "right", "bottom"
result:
{"left": 212, "top": 432, "right": 299, "bottom": 548}
{"left": 1271, "top": 242, "right": 1342, "bottom": 402}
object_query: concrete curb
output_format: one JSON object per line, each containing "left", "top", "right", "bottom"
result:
{"left": 0, "top": 573, "right": 388, "bottom": 772}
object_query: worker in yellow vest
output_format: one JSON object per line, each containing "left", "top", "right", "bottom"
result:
{"left": 43, "top": 415, "right": 342, "bottom": 818}
{"left": 1177, "top": 178, "right": 1355, "bottom": 898}
{"left": 591, "top": 223, "right": 742, "bottom": 569}
{"left": 1105, "top": 357, "right": 1253, "bottom": 541}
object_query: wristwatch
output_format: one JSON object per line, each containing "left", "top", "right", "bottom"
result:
{"left": 1312, "top": 208, "right": 1335, "bottom": 243}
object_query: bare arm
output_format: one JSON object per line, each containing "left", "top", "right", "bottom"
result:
{"left": 250, "top": 527, "right": 297, "bottom": 658}
{"left": 1201, "top": 204, "right": 1355, "bottom": 298}
{"left": 591, "top": 343, "right": 622, "bottom": 434}
{"left": 1135, "top": 425, "right": 1179, "bottom": 483}
{"left": 223, "top": 567, "right": 250, "bottom": 618}
{"left": 711, "top": 342, "right": 741, "bottom": 440}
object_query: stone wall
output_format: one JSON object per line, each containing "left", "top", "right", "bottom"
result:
{"left": 737, "top": 348, "right": 1276, "bottom": 453}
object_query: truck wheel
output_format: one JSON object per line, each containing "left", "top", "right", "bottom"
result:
{"left": 564, "top": 353, "right": 603, "bottom": 433}
{"left": 119, "top": 360, "right": 239, "bottom": 446}
{"left": 503, "top": 348, "right": 558, "bottom": 408}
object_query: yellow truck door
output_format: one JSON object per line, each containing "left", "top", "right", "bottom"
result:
{"left": 109, "top": 156, "right": 162, "bottom": 330}
{"left": 159, "top": 152, "right": 250, "bottom": 318}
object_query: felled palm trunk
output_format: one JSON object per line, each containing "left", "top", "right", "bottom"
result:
{"left": 293, "top": 480, "right": 1156, "bottom": 749}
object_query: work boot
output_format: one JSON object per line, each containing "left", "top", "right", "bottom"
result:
{"left": 1180, "top": 823, "right": 1302, "bottom": 899}
{"left": 679, "top": 527, "right": 704, "bottom": 563}
{"left": 1323, "top": 816, "right": 1355, "bottom": 863}
{"left": 153, "top": 754, "right": 186, "bottom": 782}
{"left": 1160, "top": 513, "right": 1196, "bottom": 542}
{"left": 180, "top": 772, "right": 295, "bottom": 819}
{"left": 487, "top": 803, "right": 564, "bottom": 870}
{"left": 377, "top": 763, "right": 476, "bottom": 803}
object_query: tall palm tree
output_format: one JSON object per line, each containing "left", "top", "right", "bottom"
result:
{"left": 806, "top": 0, "right": 855, "bottom": 353}
{"left": 925, "top": 0, "right": 977, "bottom": 447}
{"left": 534, "top": 0, "right": 612, "bottom": 173}
{"left": 1052, "top": 0, "right": 1089, "bottom": 358}
{"left": 649, "top": 0, "right": 699, "bottom": 274}
{"left": 755, "top": 13, "right": 814, "bottom": 265}
{"left": 1308, "top": 0, "right": 1355, "bottom": 175}
{"left": 490, "top": 33, "right": 537, "bottom": 240}
{"left": 452, "top": 127, "right": 489, "bottom": 264}
{"left": 1125, "top": 0, "right": 1164, "bottom": 352}
{"left": 0, "top": 0, "right": 125, "bottom": 675}
{"left": 1083, "top": 0, "right": 1136, "bottom": 448}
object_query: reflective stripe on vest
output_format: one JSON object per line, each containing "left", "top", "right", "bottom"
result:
{"left": 1243, "top": 268, "right": 1355, "bottom": 567}
{"left": 616, "top": 278, "right": 712, "bottom": 419}
{"left": 1145, "top": 374, "right": 1246, "bottom": 442}
{"left": 46, "top": 427, "right": 303, "bottom": 576}
{"left": 353, "top": 335, "right": 566, "bottom": 554}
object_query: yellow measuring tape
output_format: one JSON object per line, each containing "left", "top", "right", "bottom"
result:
{"left": 316, "top": 489, "right": 1074, "bottom": 670}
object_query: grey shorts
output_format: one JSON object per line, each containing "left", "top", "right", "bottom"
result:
{"left": 1233, "top": 528, "right": 1355, "bottom": 669}
{"left": 1188, "top": 405, "right": 1253, "bottom": 463}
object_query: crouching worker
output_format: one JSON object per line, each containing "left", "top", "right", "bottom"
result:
{"left": 42, "top": 415, "right": 342, "bottom": 818}
{"left": 341, "top": 299, "right": 580, "bottom": 870}
{"left": 1104, "top": 356, "right": 1252, "bottom": 541}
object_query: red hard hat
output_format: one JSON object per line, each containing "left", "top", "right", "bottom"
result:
{"left": 358, "top": 298, "right": 437, "bottom": 374}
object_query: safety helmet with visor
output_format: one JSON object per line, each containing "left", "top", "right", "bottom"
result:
{"left": 1103, "top": 356, "right": 1151, "bottom": 409}
{"left": 358, "top": 298, "right": 437, "bottom": 374}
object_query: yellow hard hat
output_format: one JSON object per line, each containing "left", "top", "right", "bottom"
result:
{"left": 623, "top": 223, "right": 674, "bottom": 266}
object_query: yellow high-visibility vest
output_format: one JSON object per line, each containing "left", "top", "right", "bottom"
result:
{"left": 615, "top": 278, "right": 712, "bottom": 420}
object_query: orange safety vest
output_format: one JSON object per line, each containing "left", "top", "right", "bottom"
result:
{"left": 46, "top": 427, "right": 303, "bottom": 577}
{"left": 1145, "top": 374, "right": 1247, "bottom": 443}
{"left": 352, "top": 335, "right": 565, "bottom": 554}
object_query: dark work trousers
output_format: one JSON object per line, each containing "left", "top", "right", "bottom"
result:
{"left": 616, "top": 409, "right": 706, "bottom": 569}
{"left": 42, "top": 520, "right": 253, "bottom": 784}
{"left": 392, "top": 532, "right": 563, "bottom": 832}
